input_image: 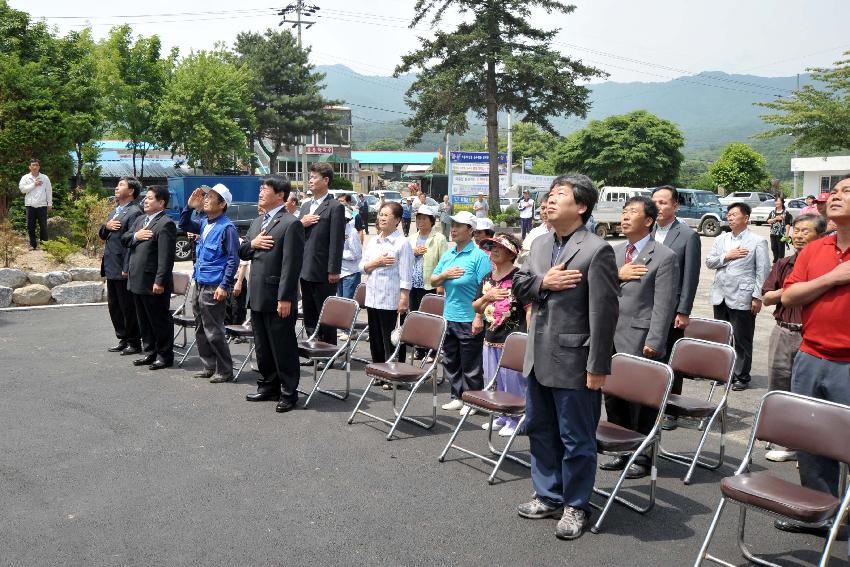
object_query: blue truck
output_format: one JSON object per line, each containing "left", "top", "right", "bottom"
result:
{"left": 166, "top": 176, "right": 263, "bottom": 261}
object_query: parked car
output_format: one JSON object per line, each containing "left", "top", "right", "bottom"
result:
{"left": 750, "top": 197, "right": 806, "bottom": 225}
{"left": 500, "top": 197, "right": 519, "bottom": 212}
{"left": 173, "top": 202, "right": 260, "bottom": 262}
{"left": 718, "top": 191, "right": 775, "bottom": 208}
{"left": 369, "top": 189, "right": 403, "bottom": 203}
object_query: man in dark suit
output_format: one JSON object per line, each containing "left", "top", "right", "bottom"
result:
{"left": 513, "top": 174, "right": 619, "bottom": 541}
{"left": 121, "top": 185, "right": 177, "bottom": 370}
{"left": 100, "top": 176, "right": 144, "bottom": 355}
{"left": 299, "top": 163, "right": 345, "bottom": 346}
{"left": 651, "top": 185, "right": 702, "bottom": 430}
{"left": 239, "top": 174, "right": 305, "bottom": 413}
{"left": 601, "top": 196, "right": 678, "bottom": 479}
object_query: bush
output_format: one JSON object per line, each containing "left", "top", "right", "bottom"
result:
{"left": 75, "top": 194, "right": 113, "bottom": 257}
{"left": 0, "top": 219, "right": 26, "bottom": 267}
{"left": 492, "top": 206, "right": 519, "bottom": 225}
{"left": 329, "top": 176, "right": 354, "bottom": 190}
{"left": 41, "top": 237, "right": 79, "bottom": 264}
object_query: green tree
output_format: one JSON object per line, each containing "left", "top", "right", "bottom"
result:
{"left": 235, "top": 29, "right": 340, "bottom": 174}
{"left": 155, "top": 48, "right": 255, "bottom": 173}
{"left": 708, "top": 143, "right": 770, "bottom": 193}
{"left": 757, "top": 51, "right": 850, "bottom": 153}
{"left": 677, "top": 159, "right": 715, "bottom": 190}
{"left": 501, "top": 122, "right": 558, "bottom": 168}
{"left": 431, "top": 155, "right": 446, "bottom": 173}
{"left": 395, "top": 0, "right": 604, "bottom": 209}
{"left": 551, "top": 110, "right": 684, "bottom": 187}
{"left": 367, "top": 138, "right": 405, "bottom": 151}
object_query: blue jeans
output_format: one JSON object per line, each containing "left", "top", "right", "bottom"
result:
{"left": 337, "top": 272, "right": 361, "bottom": 300}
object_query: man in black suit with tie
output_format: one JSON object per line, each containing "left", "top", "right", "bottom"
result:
{"left": 121, "top": 185, "right": 177, "bottom": 370}
{"left": 299, "top": 163, "right": 346, "bottom": 346}
{"left": 100, "top": 176, "right": 144, "bottom": 355}
{"left": 239, "top": 174, "right": 305, "bottom": 412}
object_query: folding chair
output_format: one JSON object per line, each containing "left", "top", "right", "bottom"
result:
{"left": 414, "top": 293, "right": 446, "bottom": 383}
{"left": 438, "top": 332, "right": 528, "bottom": 484}
{"left": 224, "top": 312, "right": 254, "bottom": 383}
{"left": 683, "top": 317, "right": 734, "bottom": 430}
{"left": 348, "top": 311, "right": 446, "bottom": 440}
{"left": 170, "top": 272, "right": 197, "bottom": 366}
{"left": 590, "top": 353, "right": 675, "bottom": 533}
{"left": 659, "top": 338, "right": 736, "bottom": 484}
{"left": 297, "top": 296, "right": 360, "bottom": 407}
{"left": 695, "top": 391, "right": 850, "bottom": 567}
{"left": 349, "top": 283, "right": 371, "bottom": 364}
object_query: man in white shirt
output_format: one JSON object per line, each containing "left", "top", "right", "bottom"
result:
{"left": 473, "top": 192, "right": 489, "bottom": 218}
{"left": 518, "top": 190, "right": 535, "bottom": 239}
{"left": 18, "top": 158, "right": 53, "bottom": 250}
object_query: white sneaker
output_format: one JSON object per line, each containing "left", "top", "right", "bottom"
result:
{"left": 442, "top": 399, "right": 464, "bottom": 411}
{"left": 766, "top": 449, "right": 798, "bottom": 462}
{"left": 459, "top": 405, "right": 477, "bottom": 416}
{"left": 482, "top": 421, "right": 503, "bottom": 431}
{"left": 499, "top": 424, "right": 517, "bottom": 437}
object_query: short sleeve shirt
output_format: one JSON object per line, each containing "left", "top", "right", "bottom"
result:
{"left": 432, "top": 241, "right": 492, "bottom": 323}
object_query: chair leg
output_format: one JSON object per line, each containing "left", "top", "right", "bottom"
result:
{"left": 387, "top": 377, "right": 435, "bottom": 440}
{"left": 487, "top": 414, "right": 527, "bottom": 485}
{"left": 591, "top": 440, "right": 659, "bottom": 534}
{"left": 692, "top": 497, "right": 728, "bottom": 567}
{"left": 232, "top": 344, "right": 254, "bottom": 383}
{"left": 438, "top": 404, "right": 473, "bottom": 462}
{"left": 178, "top": 338, "right": 197, "bottom": 367}
{"left": 735, "top": 507, "right": 782, "bottom": 567}
{"left": 819, "top": 505, "right": 849, "bottom": 567}
{"left": 684, "top": 408, "right": 726, "bottom": 484}
{"left": 347, "top": 376, "right": 376, "bottom": 424}
{"left": 302, "top": 348, "right": 352, "bottom": 408}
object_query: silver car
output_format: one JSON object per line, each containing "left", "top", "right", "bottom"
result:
{"left": 750, "top": 197, "right": 806, "bottom": 225}
{"left": 718, "top": 191, "right": 775, "bottom": 209}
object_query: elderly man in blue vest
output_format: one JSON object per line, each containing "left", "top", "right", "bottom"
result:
{"left": 180, "top": 184, "right": 241, "bottom": 383}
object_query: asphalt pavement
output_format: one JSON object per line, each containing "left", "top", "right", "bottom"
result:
{"left": 1, "top": 224, "right": 847, "bottom": 566}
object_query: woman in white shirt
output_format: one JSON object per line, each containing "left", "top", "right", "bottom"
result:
{"left": 359, "top": 202, "right": 414, "bottom": 372}
{"left": 338, "top": 208, "right": 363, "bottom": 299}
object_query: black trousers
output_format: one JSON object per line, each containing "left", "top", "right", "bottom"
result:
{"left": 605, "top": 394, "right": 656, "bottom": 436}
{"left": 251, "top": 309, "right": 299, "bottom": 402}
{"left": 300, "top": 278, "right": 337, "bottom": 345}
{"left": 409, "top": 287, "right": 429, "bottom": 358}
{"left": 521, "top": 217, "right": 533, "bottom": 239}
{"left": 26, "top": 206, "right": 48, "bottom": 249}
{"left": 107, "top": 278, "right": 140, "bottom": 346}
{"left": 769, "top": 234, "right": 786, "bottom": 264}
{"left": 662, "top": 324, "right": 685, "bottom": 395}
{"left": 225, "top": 287, "right": 247, "bottom": 325}
{"left": 442, "top": 321, "right": 485, "bottom": 399}
{"left": 367, "top": 307, "right": 405, "bottom": 363}
{"left": 713, "top": 301, "right": 756, "bottom": 383}
{"left": 134, "top": 292, "right": 174, "bottom": 363}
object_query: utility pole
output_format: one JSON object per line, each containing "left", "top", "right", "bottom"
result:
{"left": 793, "top": 73, "right": 800, "bottom": 197}
{"left": 279, "top": 1, "right": 320, "bottom": 192}
{"left": 506, "top": 111, "right": 513, "bottom": 191}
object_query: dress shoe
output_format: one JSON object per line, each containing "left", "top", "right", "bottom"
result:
{"left": 209, "top": 374, "right": 234, "bottom": 384}
{"left": 108, "top": 342, "right": 128, "bottom": 353}
{"left": 121, "top": 345, "right": 143, "bottom": 356}
{"left": 625, "top": 462, "right": 651, "bottom": 479}
{"left": 275, "top": 398, "right": 297, "bottom": 413}
{"left": 133, "top": 355, "right": 156, "bottom": 366}
{"left": 246, "top": 391, "right": 280, "bottom": 402}
{"left": 193, "top": 369, "right": 215, "bottom": 379}
{"left": 661, "top": 415, "right": 678, "bottom": 431}
{"left": 774, "top": 518, "right": 831, "bottom": 536}
{"left": 731, "top": 379, "right": 749, "bottom": 391}
{"left": 599, "top": 455, "right": 630, "bottom": 471}
{"left": 149, "top": 359, "right": 173, "bottom": 370}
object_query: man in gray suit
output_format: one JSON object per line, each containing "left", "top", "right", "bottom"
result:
{"left": 601, "top": 196, "right": 678, "bottom": 479}
{"left": 651, "top": 185, "right": 701, "bottom": 430}
{"left": 513, "top": 174, "right": 619, "bottom": 541}
{"left": 706, "top": 202, "right": 771, "bottom": 390}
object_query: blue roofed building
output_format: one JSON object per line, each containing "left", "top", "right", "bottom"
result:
{"left": 351, "top": 150, "right": 439, "bottom": 191}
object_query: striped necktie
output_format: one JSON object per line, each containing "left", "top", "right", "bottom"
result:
{"left": 261, "top": 213, "right": 272, "bottom": 230}
{"left": 625, "top": 243, "right": 636, "bottom": 264}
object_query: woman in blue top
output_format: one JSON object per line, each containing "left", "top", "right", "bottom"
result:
{"left": 431, "top": 210, "right": 492, "bottom": 414}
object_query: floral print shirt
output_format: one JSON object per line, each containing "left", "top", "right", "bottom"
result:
{"left": 477, "top": 267, "right": 526, "bottom": 345}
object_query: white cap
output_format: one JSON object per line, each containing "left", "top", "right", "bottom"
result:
{"left": 475, "top": 217, "right": 494, "bottom": 231}
{"left": 209, "top": 183, "right": 232, "bottom": 207}
{"left": 416, "top": 205, "right": 437, "bottom": 217}
{"left": 449, "top": 210, "right": 477, "bottom": 227}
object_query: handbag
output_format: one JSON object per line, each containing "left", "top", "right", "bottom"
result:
{"left": 390, "top": 313, "right": 402, "bottom": 346}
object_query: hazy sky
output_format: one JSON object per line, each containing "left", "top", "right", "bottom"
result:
{"left": 18, "top": 0, "right": 850, "bottom": 83}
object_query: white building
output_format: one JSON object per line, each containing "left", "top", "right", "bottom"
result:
{"left": 791, "top": 155, "right": 850, "bottom": 196}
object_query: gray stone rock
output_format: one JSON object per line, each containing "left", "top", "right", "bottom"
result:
{"left": 0, "top": 285, "right": 12, "bottom": 308}
{"left": 51, "top": 281, "right": 104, "bottom": 304}
{"left": 12, "top": 284, "right": 52, "bottom": 306}
{"left": 26, "top": 272, "right": 48, "bottom": 286}
{"left": 0, "top": 268, "right": 28, "bottom": 289}
{"left": 69, "top": 267, "right": 102, "bottom": 282}
{"left": 28, "top": 271, "right": 72, "bottom": 288}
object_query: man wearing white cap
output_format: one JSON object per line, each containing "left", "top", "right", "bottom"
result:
{"left": 180, "top": 184, "right": 241, "bottom": 382}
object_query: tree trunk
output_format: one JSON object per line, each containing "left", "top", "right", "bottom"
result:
{"left": 74, "top": 143, "right": 84, "bottom": 190}
{"left": 0, "top": 194, "right": 8, "bottom": 221}
{"left": 132, "top": 143, "right": 138, "bottom": 177}
{"left": 485, "top": 6, "right": 500, "bottom": 214}
{"left": 257, "top": 137, "right": 281, "bottom": 174}
{"left": 139, "top": 144, "right": 147, "bottom": 185}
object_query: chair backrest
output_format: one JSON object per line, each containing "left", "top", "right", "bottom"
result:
{"left": 399, "top": 311, "right": 446, "bottom": 352}
{"left": 669, "top": 338, "right": 736, "bottom": 385}
{"left": 755, "top": 391, "right": 850, "bottom": 466}
{"left": 354, "top": 283, "right": 367, "bottom": 308}
{"left": 172, "top": 271, "right": 191, "bottom": 296}
{"left": 318, "top": 296, "right": 359, "bottom": 331}
{"left": 684, "top": 317, "right": 733, "bottom": 345}
{"left": 498, "top": 332, "right": 527, "bottom": 373}
{"left": 603, "top": 354, "right": 674, "bottom": 410}
{"left": 418, "top": 293, "right": 445, "bottom": 317}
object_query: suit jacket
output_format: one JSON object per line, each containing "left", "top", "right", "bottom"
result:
{"left": 121, "top": 212, "right": 177, "bottom": 295}
{"left": 613, "top": 239, "right": 679, "bottom": 358}
{"left": 652, "top": 219, "right": 701, "bottom": 317}
{"left": 299, "top": 194, "right": 346, "bottom": 282}
{"left": 239, "top": 208, "right": 305, "bottom": 313}
{"left": 706, "top": 228, "right": 771, "bottom": 310}
{"left": 513, "top": 227, "right": 619, "bottom": 389}
{"left": 99, "top": 203, "right": 143, "bottom": 280}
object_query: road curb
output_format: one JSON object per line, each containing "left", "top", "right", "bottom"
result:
{"left": 0, "top": 301, "right": 107, "bottom": 312}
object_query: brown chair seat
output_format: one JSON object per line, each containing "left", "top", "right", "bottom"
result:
{"left": 596, "top": 421, "right": 648, "bottom": 453}
{"left": 225, "top": 324, "right": 252, "bottom": 337}
{"left": 365, "top": 362, "right": 423, "bottom": 382}
{"left": 721, "top": 472, "right": 839, "bottom": 525}
{"left": 666, "top": 393, "right": 717, "bottom": 419}
{"left": 173, "top": 314, "right": 195, "bottom": 327}
{"left": 461, "top": 390, "right": 525, "bottom": 413}
{"left": 298, "top": 340, "right": 340, "bottom": 359}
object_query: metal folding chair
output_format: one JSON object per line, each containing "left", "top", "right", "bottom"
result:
{"left": 224, "top": 312, "right": 254, "bottom": 383}
{"left": 415, "top": 293, "right": 446, "bottom": 383}
{"left": 297, "top": 296, "right": 360, "bottom": 407}
{"left": 684, "top": 317, "right": 734, "bottom": 428}
{"left": 590, "top": 353, "right": 675, "bottom": 533}
{"left": 348, "top": 311, "right": 446, "bottom": 440}
{"left": 349, "top": 283, "right": 371, "bottom": 364}
{"left": 438, "top": 332, "right": 528, "bottom": 484}
{"left": 695, "top": 391, "right": 850, "bottom": 567}
{"left": 169, "top": 272, "right": 197, "bottom": 366}
{"left": 659, "top": 338, "right": 736, "bottom": 484}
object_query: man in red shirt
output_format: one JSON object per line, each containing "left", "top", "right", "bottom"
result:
{"left": 782, "top": 177, "right": 850, "bottom": 511}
